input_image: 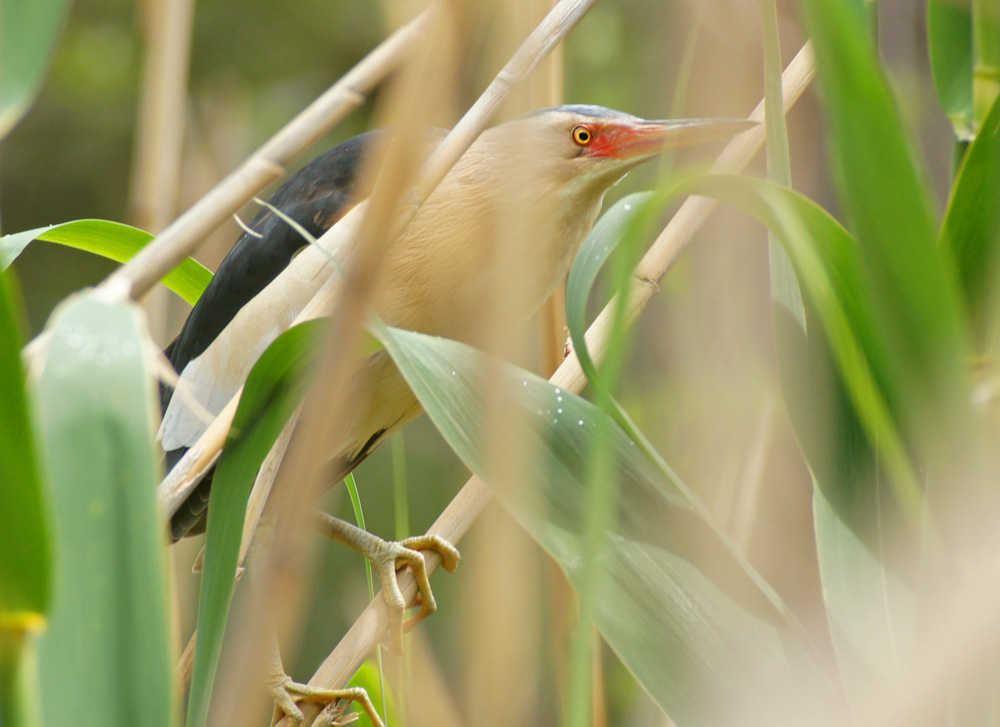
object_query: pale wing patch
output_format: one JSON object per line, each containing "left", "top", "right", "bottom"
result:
{"left": 159, "top": 203, "right": 366, "bottom": 451}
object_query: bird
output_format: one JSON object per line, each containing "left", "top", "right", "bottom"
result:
{"left": 158, "top": 104, "right": 752, "bottom": 725}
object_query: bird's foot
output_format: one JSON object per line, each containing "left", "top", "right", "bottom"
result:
{"left": 269, "top": 672, "right": 384, "bottom": 727}
{"left": 370, "top": 533, "right": 461, "bottom": 651}
{"left": 312, "top": 513, "right": 460, "bottom": 652}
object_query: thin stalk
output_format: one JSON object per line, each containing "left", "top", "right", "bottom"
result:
{"left": 129, "top": 0, "right": 194, "bottom": 233}
{"left": 390, "top": 433, "right": 411, "bottom": 724}
{"left": 345, "top": 473, "right": 389, "bottom": 725}
{"left": 565, "top": 177, "right": 645, "bottom": 727}
{"left": 564, "top": 414, "right": 618, "bottom": 727}
{"left": 656, "top": 21, "right": 701, "bottom": 177}
{"left": 761, "top": 0, "right": 805, "bottom": 326}
{"left": 762, "top": 0, "right": 792, "bottom": 187}
{"left": 524, "top": 0, "right": 568, "bottom": 377}
{"left": 391, "top": 434, "right": 410, "bottom": 541}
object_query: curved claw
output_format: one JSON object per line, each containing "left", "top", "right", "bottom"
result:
{"left": 371, "top": 533, "right": 461, "bottom": 652}
{"left": 268, "top": 673, "right": 384, "bottom": 727}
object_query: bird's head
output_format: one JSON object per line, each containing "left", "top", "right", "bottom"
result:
{"left": 487, "top": 104, "right": 755, "bottom": 199}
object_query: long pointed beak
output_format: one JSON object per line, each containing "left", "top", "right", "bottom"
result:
{"left": 585, "top": 118, "right": 757, "bottom": 160}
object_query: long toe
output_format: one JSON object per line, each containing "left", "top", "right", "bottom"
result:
{"left": 270, "top": 675, "right": 385, "bottom": 727}
{"left": 310, "top": 513, "right": 460, "bottom": 653}
{"left": 399, "top": 533, "right": 461, "bottom": 573}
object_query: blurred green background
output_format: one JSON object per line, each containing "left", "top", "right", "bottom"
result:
{"left": 0, "top": 0, "right": 962, "bottom": 723}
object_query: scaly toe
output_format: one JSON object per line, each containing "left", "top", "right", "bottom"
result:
{"left": 398, "top": 534, "right": 461, "bottom": 573}
{"left": 269, "top": 675, "right": 384, "bottom": 727}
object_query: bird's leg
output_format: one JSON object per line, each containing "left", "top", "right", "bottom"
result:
{"left": 251, "top": 485, "right": 385, "bottom": 727}
{"left": 310, "top": 511, "right": 460, "bottom": 652}
{"left": 266, "top": 634, "right": 384, "bottom": 727}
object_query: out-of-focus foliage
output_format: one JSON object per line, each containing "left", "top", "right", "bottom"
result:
{"left": 0, "top": 219, "right": 212, "bottom": 305}
{"left": 6, "top": 0, "right": 1000, "bottom": 725}
{"left": 928, "top": 0, "right": 974, "bottom": 137}
{"left": 33, "top": 293, "right": 174, "bottom": 727}
{"left": 940, "top": 93, "right": 1000, "bottom": 345}
{"left": 0, "top": 272, "right": 51, "bottom": 727}
{"left": 186, "top": 321, "right": 319, "bottom": 727}
{"left": 0, "top": 0, "right": 72, "bottom": 138}
{"left": 0, "top": 274, "right": 50, "bottom": 629}
{"left": 679, "top": 173, "right": 924, "bottom": 703}
{"left": 347, "top": 660, "right": 397, "bottom": 727}
{"left": 374, "top": 323, "right": 807, "bottom": 726}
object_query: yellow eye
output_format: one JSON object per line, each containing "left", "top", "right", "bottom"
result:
{"left": 572, "top": 125, "right": 593, "bottom": 146}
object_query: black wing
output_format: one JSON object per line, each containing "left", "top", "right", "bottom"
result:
{"left": 162, "top": 130, "right": 379, "bottom": 540}
{"left": 164, "top": 130, "right": 380, "bottom": 385}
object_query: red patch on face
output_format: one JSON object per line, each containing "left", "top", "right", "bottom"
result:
{"left": 582, "top": 122, "right": 671, "bottom": 160}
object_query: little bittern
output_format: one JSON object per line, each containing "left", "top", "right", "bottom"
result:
{"left": 158, "top": 105, "right": 752, "bottom": 725}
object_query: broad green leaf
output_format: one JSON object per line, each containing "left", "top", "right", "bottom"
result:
{"left": 940, "top": 91, "right": 1000, "bottom": 345}
{"left": 186, "top": 320, "right": 320, "bottom": 727}
{"left": 798, "top": 0, "right": 989, "bottom": 702}
{"left": 928, "top": 0, "right": 974, "bottom": 136}
{"left": 671, "top": 173, "right": 921, "bottom": 704}
{"left": 0, "top": 273, "right": 50, "bottom": 727}
{"left": 0, "top": 0, "right": 72, "bottom": 138}
{"left": 799, "top": 0, "right": 975, "bottom": 470}
{"left": 1, "top": 220, "right": 212, "bottom": 305}
{"left": 343, "top": 477, "right": 390, "bottom": 727}
{"left": 373, "top": 324, "right": 805, "bottom": 726}
{"left": 33, "top": 293, "right": 173, "bottom": 727}
{"left": 0, "top": 273, "right": 51, "bottom": 620}
{"left": 680, "top": 175, "right": 920, "bottom": 516}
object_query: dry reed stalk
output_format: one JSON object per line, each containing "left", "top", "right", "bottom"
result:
{"left": 235, "top": 37, "right": 456, "bottom": 725}
{"left": 254, "top": 1, "right": 596, "bottom": 722}
{"left": 275, "top": 41, "right": 817, "bottom": 727}
{"left": 409, "top": 0, "right": 593, "bottom": 208}
{"left": 126, "top": 2, "right": 198, "bottom": 681}
{"left": 128, "top": 0, "right": 196, "bottom": 346}
{"left": 460, "top": 2, "right": 563, "bottom": 725}
{"left": 129, "top": 0, "right": 194, "bottom": 234}
{"left": 530, "top": 0, "right": 569, "bottom": 376}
